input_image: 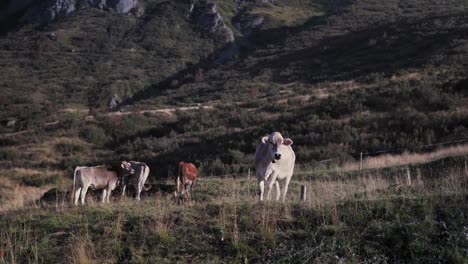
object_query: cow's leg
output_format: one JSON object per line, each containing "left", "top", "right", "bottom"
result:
{"left": 102, "top": 189, "right": 107, "bottom": 203}
{"left": 74, "top": 187, "right": 82, "bottom": 206}
{"left": 274, "top": 181, "right": 281, "bottom": 201}
{"left": 265, "top": 182, "right": 273, "bottom": 200}
{"left": 259, "top": 180, "right": 265, "bottom": 201}
{"left": 265, "top": 173, "right": 279, "bottom": 201}
{"left": 281, "top": 177, "right": 292, "bottom": 202}
{"left": 187, "top": 184, "right": 193, "bottom": 202}
{"left": 136, "top": 184, "right": 142, "bottom": 201}
{"left": 80, "top": 185, "right": 89, "bottom": 205}
{"left": 106, "top": 189, "right": 112, "bottom": 203}
{"left": 121, "top": 185, "right": 126, "bottom": 197}
{"left": 174, "top": 176, "right": 180, "bottom": 198}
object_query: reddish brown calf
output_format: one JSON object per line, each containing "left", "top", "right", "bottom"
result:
{"left": 175, "top": 161, "right": 198, "bottom": 201}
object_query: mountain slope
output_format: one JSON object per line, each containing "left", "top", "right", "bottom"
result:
{"left": 0, "top": 0, "right": 467, "bottom": 186}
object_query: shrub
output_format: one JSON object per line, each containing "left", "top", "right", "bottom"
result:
{"left": 54, "top": 143, "right": 85, "bottom": 156}
{"left": 80, "top": 125, "right": 109, "bottom": 146}
{"left": 0, "top": 150, "right": 20, "bottom": 161}
{"left": 21, "top": 174, "right": 60, "bottom": 187}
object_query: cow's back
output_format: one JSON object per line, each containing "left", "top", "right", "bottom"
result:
{"left": 76, "top": 166, "right": 118, "bottom": 189}
{"left": 127, "top": 161, "right": 149, "bottom": 184}
{"left": 182, "top": 163, "right": 198, "bottom": 181}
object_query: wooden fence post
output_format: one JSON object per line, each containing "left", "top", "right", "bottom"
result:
{"left": 300, "top": 185, "right": 307, "bottom": 201}
{"left": 464, "top": 160, "right": 468, "bottom": 177}
{"left": 406, "top": 167, "right": 412, "bottom": 186}
{"left": 416, "top": 168, "right": 423, "bottom": 186}
{"left": 359, "top": 152, "right": 363, "bottom": 171}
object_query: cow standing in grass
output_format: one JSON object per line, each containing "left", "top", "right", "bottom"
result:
{"left": 73, "top": 165, "right": 123, "bottom": 205}
{"left": 175, "top": 161, "right": 198, "bottom": 201}
{"left": 120, "top": 161, "right": 151, "bottom": 201}
{"left": 255, "top": 132, "right": 296, "bottom": 201}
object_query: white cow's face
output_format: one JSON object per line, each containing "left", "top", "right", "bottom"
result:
{"left": 261, "top": 132, "right": 293, "bottom": 163}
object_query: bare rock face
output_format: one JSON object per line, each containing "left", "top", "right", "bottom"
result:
{"left": 21, "top": 0, "right": 142, "bottom": 25}
{"left": 232, "top": 13, "right": 264, "bottom": 36}
{"left": 188, "top": 0, "right": 235, "bottom": 44}
{"left": 99, "top": 0, "right": 139, "bottom": 14}
{"left": 108, "top": 94, "right": 120, "bottom": 111}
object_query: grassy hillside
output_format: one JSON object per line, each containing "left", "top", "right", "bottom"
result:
{"left": 1, "top": 154, "right": 468, "bottom": 263}
{"left": 105, "top": 0, "right": 468, "bottom": 177}
{"left": 0, "top": 0, "right": 466, "bottom": 207}
{"left": 1, "top": 0, "right": 468, "bottom": 262}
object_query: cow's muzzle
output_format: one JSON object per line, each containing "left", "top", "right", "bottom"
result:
{"left": 274, "top": 153, "right": 281, "bottom": 160}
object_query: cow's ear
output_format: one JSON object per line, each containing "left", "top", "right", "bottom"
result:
{"left": 283, "top": 138, "right": 293, "bottom": 146}
{"left": 261, "top": 136, "right": 269, "bottom": 144}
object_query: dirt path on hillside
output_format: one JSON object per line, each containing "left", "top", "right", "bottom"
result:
{"left": 106, "top": 105, "right": 215, "bottom": 117}
{"left": 0, "top": 104, "right": 216, "bottom": 137}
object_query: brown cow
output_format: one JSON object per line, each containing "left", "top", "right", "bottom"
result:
{"left": 73, "top": 164, "right": 125, "bottom": 205}
{"left": 175, "top": 161, "right": 198, "bottom": 201}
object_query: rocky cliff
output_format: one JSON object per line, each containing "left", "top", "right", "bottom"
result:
{"left": 188, "top": 0, "right": 235, "bottom": 44}
{"left": 21, "top": 0, "right": 142, "bottom": 25}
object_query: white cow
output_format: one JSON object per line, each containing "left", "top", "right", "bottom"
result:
{"left": 120, "top": 161, "right": 151, "bottom": 200}
{"left": 255, "top": 132, "right": 296, "bottom": 201}
{"left": 73, "top": 165, "right": 122, "bottom": 205}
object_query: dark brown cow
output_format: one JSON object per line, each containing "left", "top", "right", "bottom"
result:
{"left": 175, "top": 161, "right": 199, "bottom": 200}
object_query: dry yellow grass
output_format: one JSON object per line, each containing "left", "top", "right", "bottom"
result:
{"left": 299, "top": 174, "right": 392, "bottom": 213}
{"left": 70, "top": 233, "right": 97, "bottom": 264}
{"left": 0, "top": 184, "right": 48, "bottom": 212}
{"left": 343, "top": 144, "right": 468, "bottom": 171}
{"left": 148, "top": 195, "right": 179, "bottom": 235}
{"left": 12, "top": 168, "right": 64, "bottom": 177}
{"left": 0, "top": 168, "right": 66, "bottom": 212}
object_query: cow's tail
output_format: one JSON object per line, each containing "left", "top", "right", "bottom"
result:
{"left": 72, "top": 167, "right": 79, "bottom": 203}
{"left": 141, "top": 165, "right": 152, "bottom": 192}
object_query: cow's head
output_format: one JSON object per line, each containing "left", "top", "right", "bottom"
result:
{"left": 120, "top": 161, "right": 135, "bottom": 175}
{"left": 261, "top": 132, "right": 293, "bottom": 163}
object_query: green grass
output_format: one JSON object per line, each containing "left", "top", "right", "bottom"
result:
{"left": 247, "top": 2, "right": 325, "bottom": 30}
{"left": 1, "top": 172, "right": 468, "bottom": 263}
